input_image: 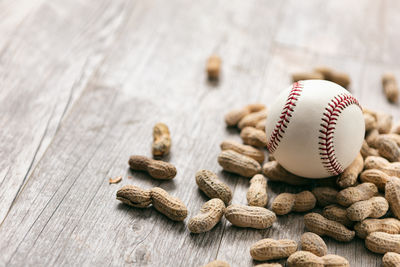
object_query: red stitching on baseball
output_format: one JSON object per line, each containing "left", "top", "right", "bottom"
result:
{"left": 319, "top": 94, "right": 361, "bottom": 176}
{"left": 267, "top": 82, "right": 303, "bottom": 152}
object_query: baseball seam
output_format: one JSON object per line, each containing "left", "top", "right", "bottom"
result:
{"left": 267, "top": 81, "right": 303, "bottom": 153}
{"left": 319, "top": 93, "right": 361, "bottom": 176}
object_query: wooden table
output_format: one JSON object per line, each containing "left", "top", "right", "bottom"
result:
{"left": 1, "top": 0, "right": 399, "bottom": 266}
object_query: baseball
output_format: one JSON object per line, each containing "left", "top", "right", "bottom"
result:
{"left": 265, "top": 80, "right": 364, "bottom": 178}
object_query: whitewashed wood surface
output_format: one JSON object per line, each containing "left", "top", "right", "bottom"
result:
{"left": 0, "top": 0, "right": 399, "bottom": 266}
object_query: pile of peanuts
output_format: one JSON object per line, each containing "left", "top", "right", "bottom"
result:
{"left": 115, "top": 70, "right": 400, "bottom": 266}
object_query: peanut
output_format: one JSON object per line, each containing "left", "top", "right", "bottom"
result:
{"left": 255, "top": 264, "right": 282, "bottom": 267}
{"left": 220, "top": 140, "right": 264, "bottom": 163}
{"left": 238, "top": 109, "right": 268, "bottom": 129}
{"left": 218, "top": 150, "right": 261, "bottom": 177}
{"left": 271, "top": 191, "right": 316, "bottom": 215}
{"left": 250, "top": 238, "right": 297, "bottom": 261}
{"left": 206, "top": 55, "right": 221, "bottom": 80}
{"left": 150, "top": 187, "right": 187, "bottom": 221}
{"left": 195, "top": 170, "right": 232, "bottom": 204}
{"left": 128, "top": 155, "right": 177, "bottom": 179}
{"left": 382, "top": 133, "right": 400, "bottom": 147}
{"left": 366, "top": 128, "right": 380, "bottom": 148}
{"left": 240, "top": 126, "right": 267, "bottom": 147}
{"left": 364, "top": 156, "right": 400, "bottom": 177}
{"left": 322, "top": 204, "right": 353, "bottom": 228}
{"left": 300, "top": 232, "right": 328, "bottom": 257}
{"left": 336, "top": 182, "right": 378, "bottom": 207}
{"left": 312, "top": 187, "right": 338, "bottom": 207}
{"left": 255, "top": 118, "right": 266, "bottom": 131}
{"left": 336, "top": 153, "right": 363, "bottom": 188}
{"left": 247, "top": 174, "right": 268, "bottom": 207}
{"left": 314, "top": 66, "right": 351, "bottom": 89}
{"left": 377, "top": 112, "right": 393, "bottom": 134}
{"left": 288, "top": 251, "right": 349, "bottom": 267}
{"left": 224, "top": 204, "right": 276, "bottom": 229}
{"left": 385, "top": 178, "right": 400, "bottom": 219}
{"left": 188, "top": 198, "right": 225, "bottom": 233}
{"left": 354, "top": 218, "right": 400, "bottom": 239}
{"left": 224, "top": 103, "right": 265, "bottom": 127}
{"left": 382, "top": 73, "right": 399, "bottom": 103}
{"left": 262, "top": 161, "right": 311, "bottom": 186}
{"left": 383, "top": 252, "right": 400, "bottom": 267}
{"left": 346, "top": 196, "right": 389, "bottom": 221}
{"left": 365, "top": 232, "right": 400, "bottom": 254}
{"left": 152, "top": 122, "right": 171, "bottom": 157}
{"left": 292, "top": 72, "right": 324, "bottom": 82}
{"left": 360, "top": 169, "right": 395, "bottom": 191}
{"left": 377, "top": 135, "right": 400, "bottom": 162}
{"left": 116, "top": 185, "right": 152, "bottom": 208}
{"left": 392, "top": 122, "right": 400, "bottom": 134}
{"left": 202, "top": 260, "right": 230, "bottom": 267}
{"left": 360, "top": 140, "right": 379, "bottom": 158}
{"left": 364, "top": 113, "right": 377, "bottom": 131}
{"left": 304, "top": 212, "right": 355, "bottom": 242}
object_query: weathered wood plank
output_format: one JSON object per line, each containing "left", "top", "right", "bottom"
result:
{"left": 0, "top": 0, "right": 133, "bottom": 222}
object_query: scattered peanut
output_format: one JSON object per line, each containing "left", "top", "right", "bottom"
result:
{"left": 382, "top": 73, "right": 399, "bottom": 103}
{"left": 300, "top": 232, "right": 328, "bottom": 257}
{"left": 247, "top": 174, "right": 268, "bottom": 207}
{"left": 218, "top": 150, "right": 261, "bottom": 177}
{"left": 188, "top": 198, "right": 225, "bottom": 233}
{"left": 322, "top": 204, "right": 353, "bottom": 228}
{"left": 365, "top": 232, "right": 400, "bottom": 254}
{"left": 250, "top": 238, "right": 298, "bottom": 261}
{"left": 383, "top": 252, "right": 400, "bottom": 267}
{"left": 224, "top": 204, "right": 276, "bottom": 229}
{"left": 336, "top": 153, "right": 363, "bottom": 188}
{"left": 288, "top": 251, "right": 349, "bottom": 267}
{"left": 364, "top": 113, "right": 377, "bottom": 131}
{"left": 360, "top": 169, "right": 395, "bottom": 191}
{"left": 377, "top": 112, "right": 393, "bottom": 134}
{"left": 354, "top": 218, "right": 400, "bottom": 239}
{"left": 272, "top": 191, "right": 316, "bottom": 215}
{"left": 382, "top": 133, "right": 400, "bottom": 147}
{"left": 238, "top": 109, "right": 268, "bottom": 129}
{"left": 195, "top": 170, "right": 232, "bottom": 204}
{"left": 262, "top": 161, "right": 311, "bottom": 186}
{"left": 292, "top": 72, "right": 324, "bottom": 82}
{"left": 314, "top": 66, "right": 351, "bottom": 89}
{"left": 128, "top": 155, "right": 177, "bottom": 179}
{"left": 366, "top": 128, "right": 380, "bottom": 148}
{"left": 224, "top": 103, "right": 265, "bottom": 127}
{"left": 304, "top": 213, "right": 355, "bottom": 242}
{"left": 377, "top": 135, "right": 400, "bottom": 162}
{"left": 150, "top": 187, "right": 188, "bottom": 221}
{"left": 336, "top": 182, "right": 378, "bottom": 207}
{"left": 152, "top": 122, "right": 171, "bottom": 157}
{"left": 364, "top": 156, "right": 400, "bottom": 177}
{"left": 220, "top": 140, "right": 264, "bottom": 163}
{"left": 116, "top": 185, "right": 152, "bottom": 208}
{"left": 255, "top": 119, "right": 266, "bottom": 131}
{"left": 312, "top": 187, "right": 338, "bottom": 207}
{"left": 392, "top": 122, "right": 400, "bottom": 135}
{"left": 346, "top": 196, "right": 389, "bottom": 221}
{"left": 202, "top": 260, "right": 230, "bottom": 267}
{"left": 206, "top": 55, "right": 221, "bottom": 80}
{"left": 385, "top": 178, "right": 400, "bottom": 219}
{"left": 254, "top": 264, "right": 282, "bottom": 267}
{"left": 360, "top": 140, "right": 380, "bottom": 158}
{"left": 240, "top": 126, "right": 267, "bottom": 147}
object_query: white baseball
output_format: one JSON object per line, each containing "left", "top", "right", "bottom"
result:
{"left": 265, "top": 80, "right": 364, "bottom": 178}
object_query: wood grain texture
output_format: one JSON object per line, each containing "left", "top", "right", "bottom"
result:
{"left": 0, "top": 0, "right": 399, "bottom": 266}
